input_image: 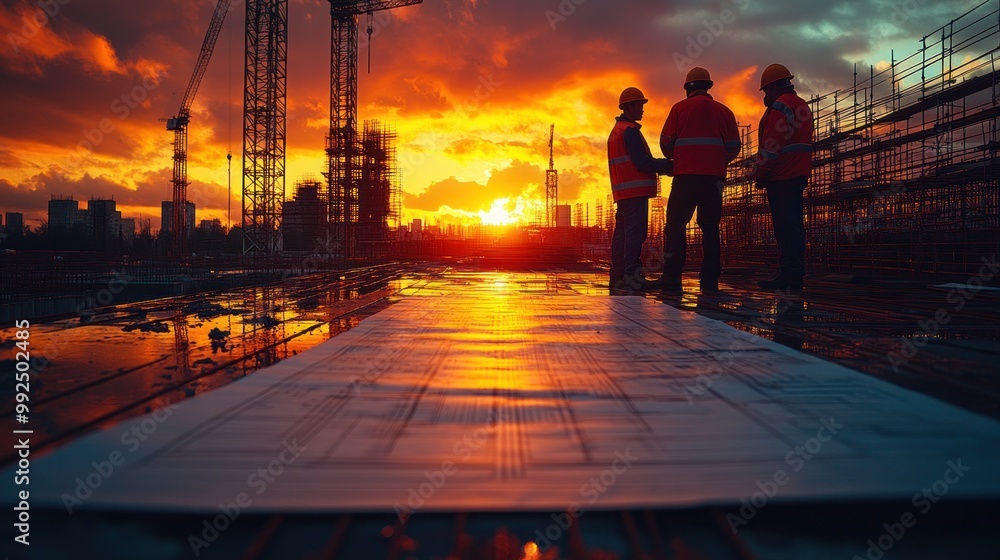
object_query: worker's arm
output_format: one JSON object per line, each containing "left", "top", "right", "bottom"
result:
{"left": 660, "top": 108, "right": 678, "bottom": 159}
{"left": 624, "top": 127, "right": 673, "bottom": 175}
{"left": 751, "top": 108, "right": 785, "bottom": 179}
{"left": 723, "top": 109, "right": 741, "bottom": 163}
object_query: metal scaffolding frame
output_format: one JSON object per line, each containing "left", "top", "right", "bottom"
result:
{"left": 242, "top": 0, "right": 287, "bottom": 258}
{"left": 721, "top": 0, "right": 1000, "bottom": 278}
{"left": 357, "top": 120, "right": 399, "bottom": 258}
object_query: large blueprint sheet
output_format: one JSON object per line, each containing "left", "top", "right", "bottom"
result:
{"left": 22, "top": 283, "right": 1000, "bottom": 513}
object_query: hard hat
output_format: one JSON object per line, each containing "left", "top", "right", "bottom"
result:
{"left": 684, "top": 67, "right": 712, "bottom": 86}
{"left": 618, "top": 87, "right": 648, "bottom": 108}
{"left": 760, "top": 63, "right": 794, "bottom": 90}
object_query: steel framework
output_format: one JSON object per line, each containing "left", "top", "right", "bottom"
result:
{"left": 546, "top": 124, "right": 558, "bottom": 228}
{"left": 719, "top": 0, "right": 1000, "bottom": 278}
{"left": 166, "top": 0, "right": 233, "bottom": 256}
{"left": 243, "top": 0, "right": 287, "bottom": 257}
{"left": 325, "top": 0, "right": 423, "bottom": 260}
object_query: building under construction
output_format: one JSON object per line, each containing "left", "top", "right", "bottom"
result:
{"left": 325, "top": 120, "right": 400, "bottom": 259}
{"left": 721, "top": 1, "right": 1000, "bottom": 278}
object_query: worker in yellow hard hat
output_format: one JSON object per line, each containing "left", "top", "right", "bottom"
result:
{"left": 649, "top": 67, "right": 740, "bottom": 293}
{"left": 607, "top": 86, "right": 674, "bottom": 293}
{"left": 751, "top": 64, "right": 813, "bottom": 291}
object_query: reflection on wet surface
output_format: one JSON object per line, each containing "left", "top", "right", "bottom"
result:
{"left": 3, "top": 263, "right": 998, "bottom": 464}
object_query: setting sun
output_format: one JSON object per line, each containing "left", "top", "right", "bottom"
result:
{"left": 477, "top": 197, "right": 541, "bottom": 226}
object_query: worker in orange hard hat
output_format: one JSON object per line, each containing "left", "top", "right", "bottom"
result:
{"left": 750, "top": 63, "right": 813, "bottom": 291}
{"left": 649, "top": 67, "right": 740, "bottom": 293}
{"left": 607, "top": 86, "right": 674, "bottom": 294}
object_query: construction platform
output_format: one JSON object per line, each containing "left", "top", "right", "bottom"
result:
{"left": 5, "top": 267, "right": 1000, "bottom": 559}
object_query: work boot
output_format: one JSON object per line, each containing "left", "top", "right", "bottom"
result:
{"left": 648, "top": 275, "right": 682, "bottom": 293}
{"left": 700, "top": 278, "right": 719, "bottom": 293}
{"left": 757, "top": 276, "right": 803, "bottom": 291}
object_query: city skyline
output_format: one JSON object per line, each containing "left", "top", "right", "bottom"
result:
{"left": 0, "top": 0, "right": 982, "bottom": 230}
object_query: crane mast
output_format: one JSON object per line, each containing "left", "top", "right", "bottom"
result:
{"left": 325, "top": 0, "right": 423, "bottom": 259}
{"left": 546, "top": 123, "right": 558, "bottom": 227}
{"left": 166, "top": 0, "right": 233, "bottom": 256}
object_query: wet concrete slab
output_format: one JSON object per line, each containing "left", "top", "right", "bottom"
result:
{"left": 17, "top": 272, "right": 1000, "bottom": 513}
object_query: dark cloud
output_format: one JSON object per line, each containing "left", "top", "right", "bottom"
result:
{"left": 0, "top": 0, "right": 989, "bottom": 225}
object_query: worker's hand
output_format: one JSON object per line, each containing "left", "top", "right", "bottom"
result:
{"left": 663, "top": 159, "right": 674, "bottom": 177}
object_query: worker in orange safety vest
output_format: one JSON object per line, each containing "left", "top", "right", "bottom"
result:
{"left": 650, "top": 67, "right": 740, "bottom": 293}
{"left": 607, "top": 86, "right": 674, "bottom": 293}
{"left": 750, "top": 63, "right": 813, "bottom": 291}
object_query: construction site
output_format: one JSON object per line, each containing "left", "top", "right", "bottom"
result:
{"left": 717, "top": 2, "right": 1000, "bottom": 278}
{"left": 2, "top": 1, "right": 1000, "bottom": 559}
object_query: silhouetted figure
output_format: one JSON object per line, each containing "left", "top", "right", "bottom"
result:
{"left": 750, "top": 64, "right": 814, "bottom": 291}
{"left": 651, "top": 67, "right": 740, "bottom": 293}
{"left": 607, "top": 87, "right": 673, "bottom": 293}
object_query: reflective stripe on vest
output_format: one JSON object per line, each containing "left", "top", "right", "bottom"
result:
{"left": 608, "top": 119, "right": 657, "bottom": 201}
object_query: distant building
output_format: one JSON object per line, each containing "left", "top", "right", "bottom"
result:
{"left": 282, "top": 180, "right": 327, "bottom": 252}
{"left": 410, "top": 218, "right": 422, "bottom": 241}
{"left": 120, "top": 218, "right": 136, "bottom": 245}
{"left": 48, "top": 196, "right": 87, "bottom": 236}
{"left": 161, "top": 201, "right": 195, "bottom": 239}
{"left": 5, "top": 212, "right": 24, "bottom": 237}
{"left": 88, "top": 198, "right": 122, "bottom": 250}
{"left": 555, "top": 204, "right": 571, "bottom": 228}
{"left": 197, "top": 218, "right": 223, "bottom": 236}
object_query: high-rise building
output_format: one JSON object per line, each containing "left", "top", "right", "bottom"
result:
{"left": 282, "top": 180, "right": 327, "bottom": 252}
{"left": 48, "top": 196, "right": 87, "bottom": 235}
{"left": 120, "top": 218, "right": 136, "bottom": 245}
{"left": 5, "top": 212, "right": 24, "bottom": 237}
{"left": 160, "top": 201, "right": 196, "bottom": 239}
{"left": 88, "top": 198, "right": 122, "bottom": 250}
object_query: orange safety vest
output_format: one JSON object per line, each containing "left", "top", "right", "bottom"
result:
{"left": 756, "top": 91, "right": 813, "bottom": 181}
{"left": 607, "top": 118, "right": 657, "bottom": 202}
{"left": 660, "top": 92, "right": 741, "bottom": 177}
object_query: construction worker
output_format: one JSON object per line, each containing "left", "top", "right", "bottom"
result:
{"left": 607, "top": 86, "right": 674, "bottom": 293}
{"left": 751, "top": 64, "right": 813, "bottom": 290}
{"left": 651, "top": 67, "right": 740, "bottom": 293}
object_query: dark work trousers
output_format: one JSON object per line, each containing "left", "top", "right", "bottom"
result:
{"left": 610, "top": 196, "right": 650, "bottom": 288}
{"left": 662, "top": 174, "right": 723, "bottom": 281}
{"left": 764, "top": 176, "right": 807, "bottom": 280}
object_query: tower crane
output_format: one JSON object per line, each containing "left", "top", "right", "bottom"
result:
{"left": 165, "top": 0, "right": 233, "bottom": 256}
{"left": 546, "top": 123, "right": 558, "bottom": 227}
{"left": 326, "top": 0, "right": 423, "bottom": 259}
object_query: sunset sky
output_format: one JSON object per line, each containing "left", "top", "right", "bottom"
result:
{"left": 0, "top": 0, "right": 983, "bottom": 231}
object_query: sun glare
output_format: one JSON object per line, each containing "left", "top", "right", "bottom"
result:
{"left": 478, "top": 197, "right": 518, "bottom": 226}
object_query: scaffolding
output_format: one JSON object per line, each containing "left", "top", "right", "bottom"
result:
{"left": 242, "top": 0, "right": 287, "bottom": 258}
{"left": 722, "top": 0, "right": 1000, "bottom": 278}
{"left": 357, "top": 120, "right": 399, "bottom": 258}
